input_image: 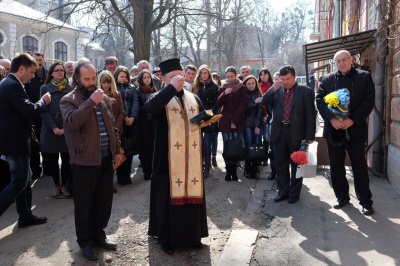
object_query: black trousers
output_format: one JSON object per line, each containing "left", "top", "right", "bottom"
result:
{"left": 327, "top": 139, "right": 373, "bottom": 207}
{"left": 42, "top": 152, "right": 70, "bottom": 186}
{"left": 273, "top": 126, "right": 303, "bottom": 198}
{"left": 71, "top": 156, "right": 114, "bottom": 248}
{"left": 138, "top": 119, "right": 155, "bottom": 175}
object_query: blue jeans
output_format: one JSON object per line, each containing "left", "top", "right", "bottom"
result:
{"left": 203, "top": 133, "right": 212, "bottom": 150}
{"left": 222, "top": 132, "right": 242, "bottom": 166}
{"left": 0, "top": 156, "right": 32, "bottom": 219}
{"left": 243, "top": 127, "right": 261, "bottom": 146}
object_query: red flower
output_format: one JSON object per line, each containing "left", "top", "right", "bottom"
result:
{"left": 291, "top": 151, "right": 308, "bottom": 165}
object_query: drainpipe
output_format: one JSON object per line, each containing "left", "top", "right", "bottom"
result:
{"left": 371, "top": 0, "right": 387, "bottom": 171}
{"left": 333, "top": 0, "right": 340, "bottom": 38}
{"left": 343, "top": 18, "right": 355, "bottom": 36}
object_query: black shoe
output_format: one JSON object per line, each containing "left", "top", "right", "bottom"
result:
{"left": 18, "top": 215, "right": 47, "bottom": 228}
{"left": 81, "top": 246, "right": 97, "bottom": 261}
{"left": 333, "top": 198, "right": 350, "bottom": 209}
{"left": 288, "top": 197, "right": 298, "bottom": 204}
{"left": 362, "top": 206, "right": 374, "bottom": 216}
{"left": 161, "top": 244, "right": 175, "bottom": 255}
{"left": 274, "top": 194, "right": 288, "bottom": 202}
{"left": 125, "top": 177, "right": 132, "bottom": 184}
{"left": 96, "top": 238, "right": 117, "bottom": 250}
{"left": 267, "top": 172, "right": 276, "bottom": 180}
{"left": 113, "top": 187, "right": 118, "bottom": 193}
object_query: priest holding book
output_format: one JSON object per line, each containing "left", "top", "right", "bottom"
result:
{"left": 145, "top": 58, "right": 209, "bottom": 255}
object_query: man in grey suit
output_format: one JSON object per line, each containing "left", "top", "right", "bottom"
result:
{"left": 262, "top": 65, "right": 316, "bottom": 203}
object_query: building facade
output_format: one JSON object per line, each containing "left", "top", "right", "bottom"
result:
{"left": 0, "top": 0, "right": 86, "bottom": 63}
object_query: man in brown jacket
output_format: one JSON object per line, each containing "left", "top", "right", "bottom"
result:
{"left": 60, "top": 61, "right": 121, "bottom": 261}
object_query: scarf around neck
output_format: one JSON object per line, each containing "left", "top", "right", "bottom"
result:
{"left": 51, "top": 78, "right": 68, "bottom": 91}
{"left": 222, "top": 78, "right": 243, "bottom": 93}
{"left": 140, "top": 85, "right": 153, "bottom": 94}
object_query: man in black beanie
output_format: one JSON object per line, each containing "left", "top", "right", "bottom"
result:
{"left": 145, "top": 58, "right": 208, "bottom": 255}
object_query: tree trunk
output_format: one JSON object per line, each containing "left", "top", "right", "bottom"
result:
{"left": 132, "top": 0, "right": 154, "bottom": 62}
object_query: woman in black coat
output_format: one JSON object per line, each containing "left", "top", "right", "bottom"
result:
{"left": 135, "top": 70, "right": 158, "bottom": 180}
{"left": 40, "top": 62, "right": 73, "bottom": 198}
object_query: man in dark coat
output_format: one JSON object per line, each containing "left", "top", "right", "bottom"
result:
{"left": 145, "top": 58, "right": 208, "bottom": 255}
{"left": 0, "top": 53, "right": 51, "bottom": 226}
{"left": 24, "top": 52, "right": 48, "bottom": 180}
{"left": 262, "top": 65, "right": 316, "bottom": 204}
{"left": 316, "top": 50, "right": 375, "bottom": 216}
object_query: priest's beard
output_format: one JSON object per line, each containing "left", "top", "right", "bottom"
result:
{"left": 77, "top": 81, "right": 97, "bottom": 99}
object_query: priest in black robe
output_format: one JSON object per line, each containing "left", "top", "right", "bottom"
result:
{"left": 145, "top": 58, "right": 208, "bottom": 255}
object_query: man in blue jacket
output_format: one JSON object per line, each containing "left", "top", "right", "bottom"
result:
{"left": 0, "top": 53, "right": 51, "bottom": 227}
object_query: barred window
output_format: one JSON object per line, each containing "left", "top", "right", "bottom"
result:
{"left": 23, "top": 36, "right": 38, "bottom": 53}
{"left": 54, "top": 41, "right": 67, "bottom": 62}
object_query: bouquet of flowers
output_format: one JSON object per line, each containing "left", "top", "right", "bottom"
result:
{"left": 290, "top": 140, "right": 309, "bottom": 165}
{"left": 323, "top": 88, "right": 350, "bottom": 139}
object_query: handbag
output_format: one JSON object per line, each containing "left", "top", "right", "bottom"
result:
{"left": 222, "top": 138, "right": 245, "bottom": 161}
{"left": 245, "top": 144, "right": 268, "bottom": 162}
{"left": 121, "top": 135, "right": 140, "bottom": 157}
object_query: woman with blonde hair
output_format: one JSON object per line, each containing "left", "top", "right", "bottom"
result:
{"left": 191, "top": 65, "right": 219, "bottom": 178}
{"left": 98, "top": 70, "right": 125, "bottom": 192}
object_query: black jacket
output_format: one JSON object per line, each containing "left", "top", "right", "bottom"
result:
{"left": 25, "top": 68, "right": 48, "bottom": 128}
{"left": 0, "top": 74, "right": 47, "bottom": 155}
{"left": 316, "top": 67, "right": 375, "bottom": 140}
{"left": 262, "top": 83, "right": 316, "bottom": 147}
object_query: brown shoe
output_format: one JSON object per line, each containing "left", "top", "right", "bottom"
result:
{"left": 212, "top": 156, "right": 218, "bottom": 167}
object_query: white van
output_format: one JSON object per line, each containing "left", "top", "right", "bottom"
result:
{"left": 296, "top": 76, "right": 307, "bottom": 85}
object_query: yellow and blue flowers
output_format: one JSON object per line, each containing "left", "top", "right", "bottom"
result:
{"left": 323, "top": 88, "right": 350, "bottom": 120}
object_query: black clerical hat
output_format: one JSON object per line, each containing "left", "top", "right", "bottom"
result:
{"left": 159, "top": 58, "right": 183, "bottom": 76}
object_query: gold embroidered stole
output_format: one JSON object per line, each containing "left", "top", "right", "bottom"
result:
{"left": 166, "top": 91, "right": 203, "bottom": 205}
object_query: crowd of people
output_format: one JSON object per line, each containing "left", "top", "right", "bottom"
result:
{"left": 0, "top": 49, "right": 375, "bottom": 260}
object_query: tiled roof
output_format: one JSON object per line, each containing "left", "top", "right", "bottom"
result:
{"left": 0, "top": 0, "right": 78, "bottom": 30}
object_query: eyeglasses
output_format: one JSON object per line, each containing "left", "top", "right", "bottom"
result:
{"left": 53, "top": 69, "right": 65, "bottom": 73}
{"left": 335, "top": 57, "right": 351, "bottom": 64}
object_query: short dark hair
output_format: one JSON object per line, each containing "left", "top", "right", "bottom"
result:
{"left": 224, "top": 66, "right": 237, "bottom": 75}
{"left": 32, "top": 52, "right": 44, "bottom": 58}
{"left": 45, "top": 61, "right": 67, "bottom": 84}
{"left": 279, "top": 65, "right": 296, "bottom": 77}
{"left": 105, "top": 56, "right": 118, "bottom": 65}
{"left": 184, "top": 65, "right": 196, "bottom": 72}
{"left": 10, "top": 53, "right": 38, "bottom": 73}
{"left": 72, "top": 61, "right": 94, "bottom": 88}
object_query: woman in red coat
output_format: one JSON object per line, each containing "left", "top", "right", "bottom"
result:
{"left": 214, "top": 66, "right": 247, "bottom": 181}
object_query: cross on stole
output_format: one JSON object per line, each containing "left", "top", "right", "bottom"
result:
{"left": 191, "top": 177, "right": 199, "bottom": 185}
{"left": 175, "top": 178, "right": 183, "bottom": 186}
{"left": 174, "top": 141, "right": 182, "bottom": 150}
{"left": 171, "top": 106, "right": 179, "bottom": 113}
{"left": 192, "top": 141, "right": 197, "bottom": 149}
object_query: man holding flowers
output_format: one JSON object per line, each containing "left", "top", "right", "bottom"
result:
{"left": 316, "top": 50, "right": 375, "bottom": 215}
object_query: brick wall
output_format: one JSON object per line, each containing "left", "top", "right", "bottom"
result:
{"left": 388, "top": 23, "right": 400, "bottom": 194}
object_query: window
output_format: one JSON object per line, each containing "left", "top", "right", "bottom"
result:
{"left": 22, "top": 36, "right": 38, "bottom": 53}
{"left": 54, "top": 41, "right": 67, "bottom": 62}
{"left": 0, "top": 32, "right": 3, "bottom": 45}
